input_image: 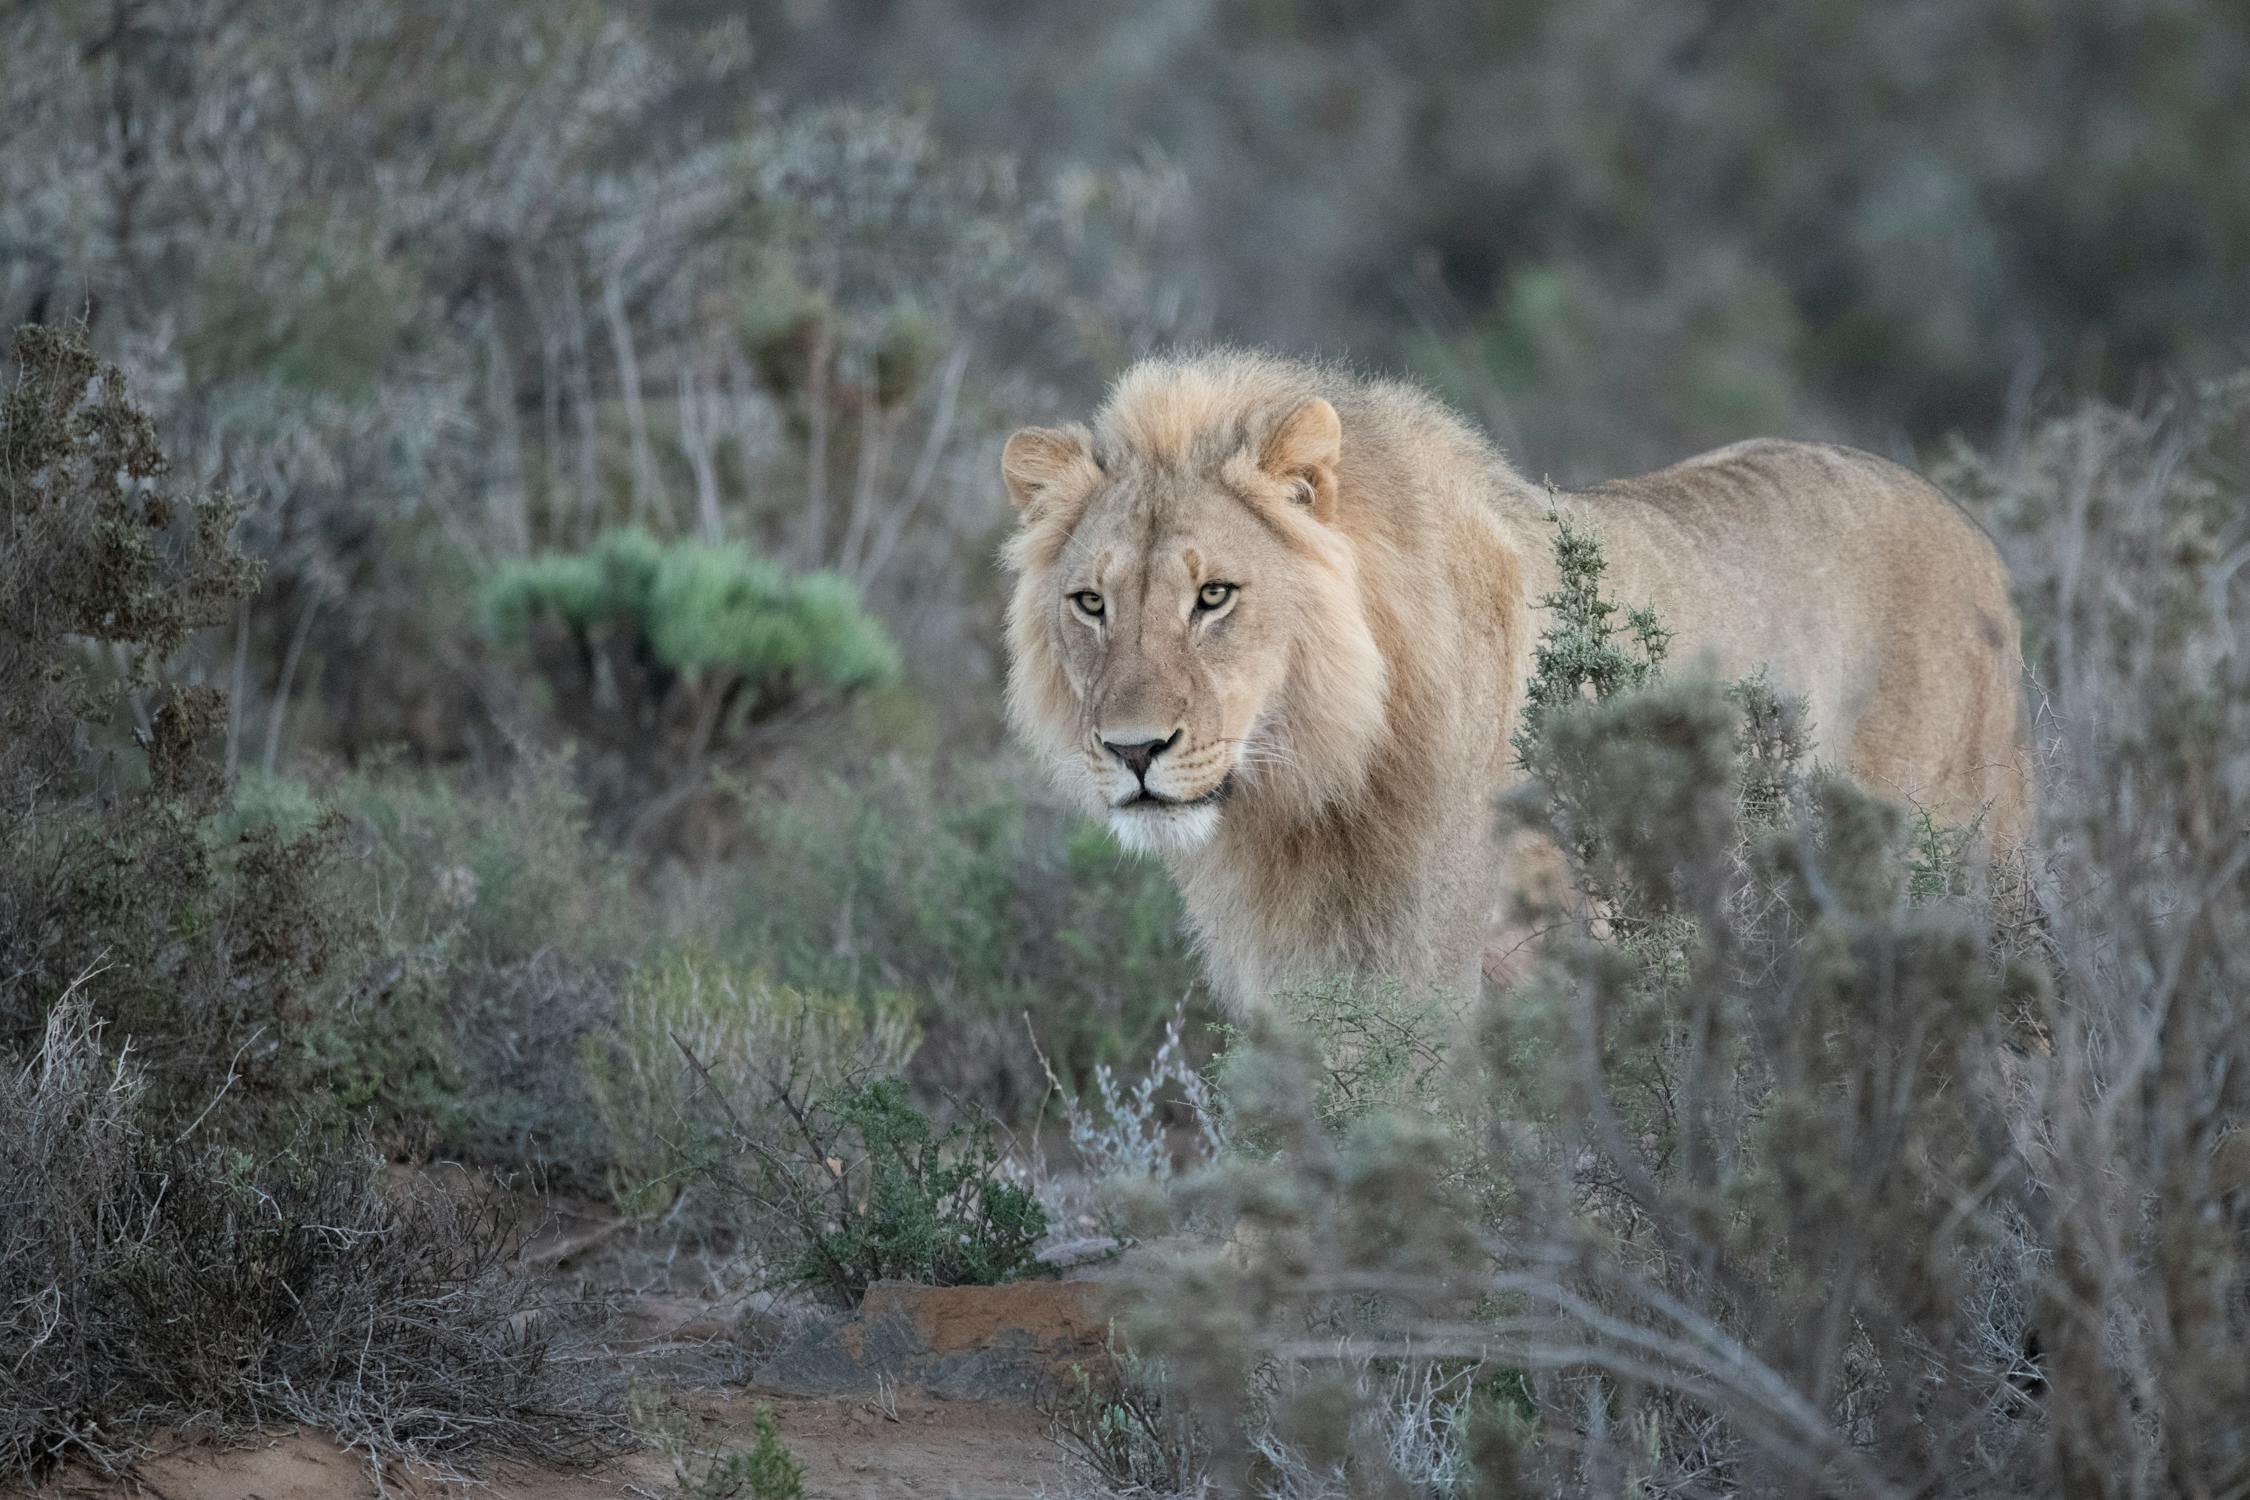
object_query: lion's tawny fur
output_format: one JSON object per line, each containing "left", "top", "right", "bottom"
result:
{"left": 1002, "top": 349, "right": 2028, "bottom": 1010}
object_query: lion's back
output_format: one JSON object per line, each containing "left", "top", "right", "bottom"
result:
{"left": 1563, "top": 439, "right": 2028, "bottom": 840}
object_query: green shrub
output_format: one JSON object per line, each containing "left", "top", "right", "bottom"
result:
{"left": 727, "top": 1075, "right": 1047, "bottom": 1305}
{"left": 1512, "top": 508, "right": 1673, "bottom": 743}
{"left": 633, "top": 1389, "right": 804, "bottom": 1500}
{"left": 1221, "top": 976, "right": 1457, "bottom": 1138}
{"left": 241, "top": 746, "right": 1202, "bottom": 1171}
{"left": 487, "top": 530, "right": 899, "bottom": 778}
{"left": 1508, "top": 506, "right": 1690, "bottom": 925}
{"left": 584, "top": 955, "right": 916, "bottom": 1220}
{"left": 726, "top": 1407, "right": 807, "bottom": 1500}
{"left": 647, "top": 544, "right": 898, "bottom": 693}
{"left": 1042, "top": 1345, "right": 1205, "bottom": 1496}
{"left": 310, "top": 756, "right": 636, "bottom": 968}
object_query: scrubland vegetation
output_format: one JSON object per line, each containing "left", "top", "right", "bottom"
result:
{"left": 2, "top": 3, "right": 2245, "bottom": 1495}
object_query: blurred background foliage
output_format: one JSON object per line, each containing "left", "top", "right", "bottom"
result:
{"left": 753, "top": 0, "right": 2250, "bottom": 467}
{"left": 0, "top": 0, "right": 2242, "bottom": 1146}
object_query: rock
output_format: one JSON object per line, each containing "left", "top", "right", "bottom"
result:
{"left": 1033, "top": 1235, "right": 1122, "bottom": 1269}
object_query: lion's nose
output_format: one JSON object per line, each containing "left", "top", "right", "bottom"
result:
{"left": 1102, "top": 730, "right": 1180, "bottom": 782}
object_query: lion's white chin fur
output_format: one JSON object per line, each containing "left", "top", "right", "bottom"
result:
{"left": 1107, "top": 802, "right": 1221, "bottom": 856}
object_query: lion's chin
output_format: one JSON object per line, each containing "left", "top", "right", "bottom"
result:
{"left": 1108, "top": 801, "right": 1221, "bottom": 856}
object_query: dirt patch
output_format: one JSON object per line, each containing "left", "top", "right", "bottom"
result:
{"left": 31, "top": 1431, "right": 659, "bottom": 1500}
{"left": 677, "top": 1392, "right": 1078, "bottom": 1499}
{"left": 33, "top": 1393, "right": 1082, "bottom": 1500}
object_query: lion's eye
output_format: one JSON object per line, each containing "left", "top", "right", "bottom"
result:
{"left": 1071, "top": 591, "right": 1105, "bottom": 618}
{"left": 1196, "top": 582, "right": 1236, "bottom": 612}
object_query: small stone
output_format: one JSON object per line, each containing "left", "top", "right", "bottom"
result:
{"left": 1034, "top": 1235, "right": 1122, "bottom": 1269}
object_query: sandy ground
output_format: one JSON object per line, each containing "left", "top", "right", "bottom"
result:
{"left": 32, "top": 1391, "right": 1081, "bottom": 1500}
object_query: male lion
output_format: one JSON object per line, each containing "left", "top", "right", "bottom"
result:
{"left": 1001, "top": 350, "right": 2026, "bottom": 1010}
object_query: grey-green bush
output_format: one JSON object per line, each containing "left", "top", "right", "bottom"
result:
{"left": 0, "top": 321, "right": 335, "bottom": 1125}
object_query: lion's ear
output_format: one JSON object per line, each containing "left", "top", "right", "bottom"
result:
{"left": 1001, "top": 425, "right": 1097, "bottom": 513}
{"left": 1259, "top": 398, "right": 1342, "bottom": 522}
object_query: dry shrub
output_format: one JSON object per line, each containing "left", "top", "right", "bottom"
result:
{"left": 1116, "top": 378, "right": 2249, "bottom": 1498}
{"left": 1943, "top": 374, "right": 2250, "bottom": 1496}
{"left": 0, "top": 999, "right": 618, "bottom": 1481}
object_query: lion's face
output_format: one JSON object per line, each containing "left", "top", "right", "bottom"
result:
{"left": 1001, "top": 396, "right": 1388, "bottom": 855}
{"left": 1021, "top": 474, "right": 1294, "bottom": 855}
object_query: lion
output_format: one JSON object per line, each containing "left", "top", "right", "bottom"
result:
{"left": 1000, "top": 350, "right": 2027, "bottom": 1010}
